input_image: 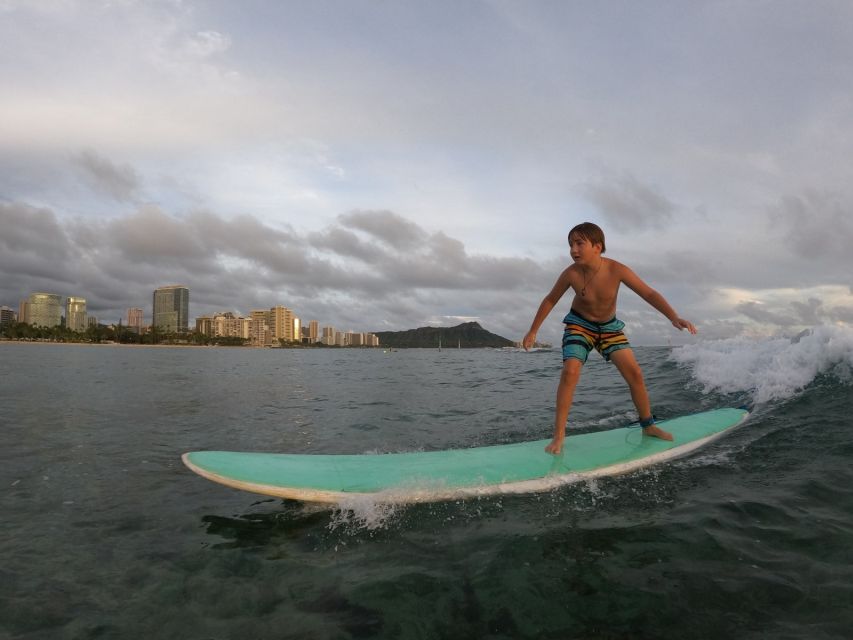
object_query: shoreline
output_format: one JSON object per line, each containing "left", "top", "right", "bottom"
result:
{"left": 1, "top": 339, "right": 219, "bottom": 349}
{"left": 0, "top": 339, "right": 387, "bottom": 350}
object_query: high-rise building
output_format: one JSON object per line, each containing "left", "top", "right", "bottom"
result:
{"left": 23, "top": 293, "right": 62, "bottom": 328}
{"left": 249, "top": 310, "right": 271, "bottom": 346}
{"left": 66, "top": 297, "right": 87, "bottom": 332}
{"left": 269, "top": 305, "right": 291, "bottom": 342}
{"left": 0, "top": 306, "right": 16, "bottom": 328}
{"left": 219, "top": 313, "right": 250, "bottom": 339}
{"left": 152, "top": 285, "right": 189, "bottom": 333}
{"left": 196, "top": 312, "right": 251, "bottom": 340}
{"left": 195, "top": 315, "right": 213, "bottom": 335}
{"left": 308, "top": 320, "right": 319, "bottom": 343}
{"left": 269, "top": 305, "right": 301, "bottom": 343}
{"left": 127, "top": 308, "right": 143, "bottom": 333}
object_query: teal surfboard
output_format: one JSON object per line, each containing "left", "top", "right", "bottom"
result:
{"left": 182, "top": 407, "right": 748, "bottom": 504}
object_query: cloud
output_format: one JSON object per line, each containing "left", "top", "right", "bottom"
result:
{"left": 182, "top": 31, "right": 232, "bottom": 59}
{"left": 790, "top": 298, "right": 823, "bottom": 326}
{"left": 0, "top": 202, "right": 70, "bottom": 259}
{"left": 829, "top": 305, "right": 853, "bottom": 324}
{"left": 735, "top": 301, "right": 797, "bottom": 327}
{"left": 109, "top": 207, "right": 207, "bottom": 265}
{"left": 73, "top": 150, "right": 140, "bottom": 202}
{"left": 579, "top": 171, "right": 676, "bottom": 230}
{"left": 0, "top": 203, "right": 546, "bottom": 336}
{"left": 733, "top": 290, "right": 853, "bottom": 334}
{"left": 4, "top": 197, "right": 848, "bottom": 344}
{"left": 339, "top": 210, "right": 427, "bottom": 250}
{"left": 770, "top": 189, "right": 853, "bottom": 263}
{"left": 3, "top": 1, "right": 853, "bottom": 346}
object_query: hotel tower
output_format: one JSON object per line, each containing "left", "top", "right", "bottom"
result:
{"left": 152, "top": 285, "right": 189, "bottom": 333}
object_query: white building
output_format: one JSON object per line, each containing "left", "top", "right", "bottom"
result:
{"left": 22, "top": 293, "right": 62, "bottom": 328}
{"left": 66, "top": 297, "right": 87, "bottom": 332}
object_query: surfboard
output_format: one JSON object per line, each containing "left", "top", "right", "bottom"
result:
{"left": 182, "top": 407, "right": 748, "bottom": 504}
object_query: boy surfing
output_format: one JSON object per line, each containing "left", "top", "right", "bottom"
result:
{"left": 522, "top": 222, "right": 697, "bottom": 454}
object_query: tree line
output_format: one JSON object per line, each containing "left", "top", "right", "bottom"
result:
{"left": 0, "top": 322, "right": 356, "bottom": 348}
{"left": 0, "top": 322, "right": 249, "bottom": 346}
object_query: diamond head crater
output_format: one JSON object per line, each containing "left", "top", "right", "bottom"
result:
{"left": 373, "top": 322, "right": 514, "bottom": 349}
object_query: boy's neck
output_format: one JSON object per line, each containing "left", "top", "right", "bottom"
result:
{"left": 582, "top": 256, "right": 603, "bottom": 272}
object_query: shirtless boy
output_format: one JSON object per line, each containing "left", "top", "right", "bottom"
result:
{"left": 522, "top": 222, "right": 697, "bottom": 454}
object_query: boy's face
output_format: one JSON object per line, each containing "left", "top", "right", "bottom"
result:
{"left": 568, "top": 234, "right": 602, "bottom": 264}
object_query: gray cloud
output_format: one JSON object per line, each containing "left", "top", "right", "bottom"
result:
{"left": 579, "top": 171, "right": 675, "bottom": 231}
{"left": 790, "top": 298, "right": 823, "bottom": 326}
{"left": 829, "top": 305, "right": 853, "bottom": 324}
{"left": 339, "top": 210, "right": 427, "bottom": 249}
{"left": 308, "top": 227, "right": 384, "bottom": 265}
{"left": 735, "top": 295, "right": 847, "bottom": 332}
{"left": 735, "top": 301, "right": 797, "bottom": 327}
{"left": 770, "top": 190, "right": 853, "bottom": 265}
{"left": 0, "top": 202, "right": 70, "bottom": 260}
{"left": 4, "top": 196, "right": 845, "bottom": 344}
{"left": 0, "top": 203, "right": 546, "bottom": 337}
{"left": 73, "top": 150, "right": 140, "bottom": 202}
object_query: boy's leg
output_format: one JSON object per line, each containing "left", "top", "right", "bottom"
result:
{"left": 609, "top": 349, "right": 673, "bottom": 441}
{"left": 547, "top": 358, "right": 583, "bottom": 454}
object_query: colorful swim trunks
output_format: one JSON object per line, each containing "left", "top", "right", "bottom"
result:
{"left": 562, "top": 308, "right": 631, "bottom": 363}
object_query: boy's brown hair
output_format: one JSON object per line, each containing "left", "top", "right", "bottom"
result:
{"left": 568, "top": 222, "right": 606, "bottom": 254}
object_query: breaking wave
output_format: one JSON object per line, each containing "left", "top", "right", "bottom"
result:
{"left": 670, "top": 324, "right": 853, "bottom": 404}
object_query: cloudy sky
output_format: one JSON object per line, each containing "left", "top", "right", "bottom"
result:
{"left": 2, "top": 0, "right": 852, "bottom": 345}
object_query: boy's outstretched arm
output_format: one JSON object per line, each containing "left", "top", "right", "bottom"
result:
{"left": 621, "top": 267, "right": 697, "bottom": 334}
{"left": 522, "top": 298, "right": 555, "bottom": 350}
{"left": 523, "top": 269, "right": 572, "bottom": 349}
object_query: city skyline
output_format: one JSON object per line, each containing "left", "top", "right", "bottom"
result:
{"left": 3, "top": 287, "right": 381, "bottom": 343}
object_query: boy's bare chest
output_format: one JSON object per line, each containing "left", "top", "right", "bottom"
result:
{"left": 570, "top": 266, "right": 619, "bottom": 295}
{"left": 569, "top": 268, "right": 620, "bottom": 315}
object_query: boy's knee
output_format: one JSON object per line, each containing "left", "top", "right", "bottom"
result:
{"left": 560, "top": 360, "right": 582, "bottom": 382}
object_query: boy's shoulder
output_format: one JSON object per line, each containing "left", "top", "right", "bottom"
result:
{"left": 603, "top": 257, "right": 634, "bottom": 272}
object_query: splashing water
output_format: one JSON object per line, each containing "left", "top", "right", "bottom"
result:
{"left": 671, "top": 324, "right": 853, "bottom": 404}
{"left": 328, "top": 493, "right": 405, "bottom": 531}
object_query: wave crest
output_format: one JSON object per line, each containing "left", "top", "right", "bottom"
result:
{"left": 670, "top": 325, "right": 853, "bottom": 404}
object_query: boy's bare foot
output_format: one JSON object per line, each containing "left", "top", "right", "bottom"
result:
{"left": 545, "top": 438, "right": 564, "bottom": 454}
{"left": 643, "top": 425, "right": 673, "bottom": 441}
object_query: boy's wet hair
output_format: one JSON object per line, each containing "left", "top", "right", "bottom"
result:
{"left": 568, "top": 222, "right": 606, "bottom": 253}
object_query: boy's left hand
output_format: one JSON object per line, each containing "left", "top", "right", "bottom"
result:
{"left": 672, "top": 318, "right": 697, "bottom": 334}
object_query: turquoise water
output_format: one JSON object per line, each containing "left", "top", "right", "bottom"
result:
{"left": 2, "top": 330, "right": 853, "bottom": 639}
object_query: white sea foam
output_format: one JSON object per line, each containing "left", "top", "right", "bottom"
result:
{"left": 328, "top": 493, "right": 404, "bottom": 531}
{"left": 670, "top": 324, "right": 853, "bottom": 404}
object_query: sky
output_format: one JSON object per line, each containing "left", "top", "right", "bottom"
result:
{"left": 2, "top": 0, "right": 852, "bottom": 346}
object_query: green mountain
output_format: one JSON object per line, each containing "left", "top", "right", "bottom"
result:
{"left": 374, "top": 322, "right": 514, "bottom": 349}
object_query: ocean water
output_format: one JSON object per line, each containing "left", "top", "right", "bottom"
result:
{"left": 2, "top": 327, "right": 853, "bottom": 639}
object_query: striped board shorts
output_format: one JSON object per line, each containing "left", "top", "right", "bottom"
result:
{"left": 562, "top": 308, "right": 631, "bottom": 363}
